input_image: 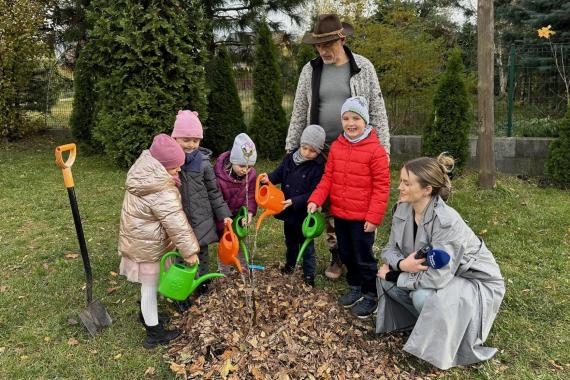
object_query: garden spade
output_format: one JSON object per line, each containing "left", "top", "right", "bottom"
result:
{"left": 55, "top": 143, "right": 112, "bottom": 337}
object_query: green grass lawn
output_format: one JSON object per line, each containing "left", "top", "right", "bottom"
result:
{"left": 1, "top": 135, "right": 569, "bottom": 379}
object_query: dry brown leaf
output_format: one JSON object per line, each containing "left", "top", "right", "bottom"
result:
{"left": 144, "top": 367, "right": 156, "bottom": 377}
{"left": 170, "top": 362, "right": 186, "bottom": 376}
{"left": 67, "top": 337, "right": 79, "bottom": 346}
{"left": 0, "top": 285, "right": 8, "bottom": 293}
{"left": 110, "top": 271, "right": 118, "bottom": 276}
{"left": 250, "top": 366, "right": 266, "bottom": 380}
{"left": 219, "top": 359, "right": 237, "bottom": 379}
{"left": 549, "top": 359, "right": 564, "bottom": 371}
{"left": 65, "top": 252, "right": 80, "bottom": 260}
{"left": 106, "top": 287, "right": 117, "bottom": 295}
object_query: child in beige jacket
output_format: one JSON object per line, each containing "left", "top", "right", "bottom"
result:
{"left": 118, "top": 134, "right": 199, "bottom": 348}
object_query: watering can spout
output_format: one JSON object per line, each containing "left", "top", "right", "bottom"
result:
{"left": 189, "top": 272, "right": 225, "bottom": 294}
{"left": 255, "top": 209, "right": 275, "bottom": 231}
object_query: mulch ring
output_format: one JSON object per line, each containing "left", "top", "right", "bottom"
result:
{"left": 167, "top": 265, "right": 440, "bottom": 379}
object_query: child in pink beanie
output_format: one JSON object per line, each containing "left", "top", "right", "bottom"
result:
{"left": 118, "top": 133, "right": 200, "bottom": 348}
{"left": 172, "top": 111, "right": 232, "bottom": 304}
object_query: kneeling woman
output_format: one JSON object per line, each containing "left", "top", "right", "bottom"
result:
{"left": 376, "top": 154, "right": 505, "bottom": 370}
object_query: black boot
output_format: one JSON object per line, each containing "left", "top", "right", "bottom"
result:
{"left": 303, "top": 275, "right": 315, "bottom": 287}
{"left": 143, "top": 323, "right": 180, "bottom": 349}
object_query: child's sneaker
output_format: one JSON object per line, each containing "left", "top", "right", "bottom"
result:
{"left": 338, "top": 286, "right": 363, "bottom": 308}
{"left": 351, "top": 293, "right": 377, "bottom": 319}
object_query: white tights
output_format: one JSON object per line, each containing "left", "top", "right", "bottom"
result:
{"left": 140, "top": 283, "right": 158, "bottom": 326}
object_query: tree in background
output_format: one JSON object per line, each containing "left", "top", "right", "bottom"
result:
{"left": 86, "top": 0, "right": 208, "bottom": 167}
{"left": 350, "top": 5, "right": 444, "bottom": 133}
{"left": 203, "top": 46, "right": 246, "bottom": 155}
{"left": 545, "top": 106, "right": 570, "bottom": 187}
{"left": 250, "top": 21, "right": 287, "bottom": 160}
{"left": 0, "top": 0, "right": 48, "bottom": 139}
{"left": 422, "top": 48, "right": 470, "bottom": 170}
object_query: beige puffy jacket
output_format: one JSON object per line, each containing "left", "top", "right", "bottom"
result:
{"left": 118, "top": 150, "right": 199, "bottom": 263}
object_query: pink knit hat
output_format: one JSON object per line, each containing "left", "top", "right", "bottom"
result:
{"left": 171, "top": 110, "right": 203, "bottom": 139}
{"left": 149, "top": 134, "right": 185, "bottom": 169}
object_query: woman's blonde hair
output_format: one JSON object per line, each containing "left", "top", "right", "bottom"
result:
{"left": 403, "top": 153, "right": 455, "bottom": 201}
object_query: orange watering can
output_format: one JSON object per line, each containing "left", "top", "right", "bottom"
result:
{"left": 218, "top": 220, "right": 242, "bottom": 272}
{"left": 255, "top": 175, "right": 285, "bottom": 231}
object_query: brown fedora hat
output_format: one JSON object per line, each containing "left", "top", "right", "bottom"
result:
{"left": 302, "top": 14, "right": 354, "bottom": 45}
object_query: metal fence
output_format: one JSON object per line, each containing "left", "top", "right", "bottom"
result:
{"left": 498, "top": 40, "right": 570, "bottom": 137}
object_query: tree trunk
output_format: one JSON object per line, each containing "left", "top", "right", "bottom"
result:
{"left": 477, "top": 0, "right": 496, "bottom": 188}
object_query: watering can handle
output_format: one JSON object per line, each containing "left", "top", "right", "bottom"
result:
{"left": 55, "top": 143, "right": 77, "bottom": 188}
{"left": 159, "top": 251, "right": 183, "bottom": 281}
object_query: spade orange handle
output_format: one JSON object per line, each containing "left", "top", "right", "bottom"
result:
{"left": 55, "top": 143, "right": 77, "bottom": 188}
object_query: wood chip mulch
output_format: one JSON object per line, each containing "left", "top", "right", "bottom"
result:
{"left": 167, "top": 266, "right": 440, "bottom": 379}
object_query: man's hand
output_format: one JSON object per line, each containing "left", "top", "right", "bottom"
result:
{"left": 399, "top": 252, "right": 428, "bottom": 273}
{"left": 364, "top": 221, "right": 377, "bottom": 232}
{"left": 184, "top": 254, "right": 199, "bottom": 266}
{"left": 377, "top": 263, "right": 390, "bottom": 280}
{"left": 307, "top": 202, "right": 318, "bottom": 214}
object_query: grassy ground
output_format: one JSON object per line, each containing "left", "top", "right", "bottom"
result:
{"left": 0, "top": 135, "right": 569, "bottom": 379}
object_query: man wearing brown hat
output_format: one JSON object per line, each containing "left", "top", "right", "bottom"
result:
{"left": 285, "top": 14, "right": 390, "bottom": 280}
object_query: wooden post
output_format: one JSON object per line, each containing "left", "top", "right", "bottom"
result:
{"left": 477, "top": 0, "right": 496, "bottom": 188}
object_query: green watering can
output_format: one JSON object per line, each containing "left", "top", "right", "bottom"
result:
{"left": 295, "top": 211, "right": 326, "bottom": 266}
{"left": 232, "top": 206, "right": 250, "bottom": 264}
{"left": 158, "top": 252, "right": 225, "bottom": 301}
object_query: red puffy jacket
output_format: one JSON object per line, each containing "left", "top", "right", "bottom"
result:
{"left": 308, "top": 130, "right": 390, "bottom": 225}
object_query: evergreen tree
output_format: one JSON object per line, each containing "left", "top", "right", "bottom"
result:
{"left": 203, "top": 46, "right": 246, "bottom": 155}
{"left": 422, "top": 48, "right": 470, "bottom": 169}
{"left": 86, "top": 0, "right": 208, "bottom": 167}
{"left": 250, "top": 21, "right": 287, "bottom": 160}
{"left": 545, "top": 107, "right": 570, "bottom": 187}
{"left": 69, "top": 48, "right": 101, "bottom": 152}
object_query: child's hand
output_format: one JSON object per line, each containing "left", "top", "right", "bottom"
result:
{"left": 364, "top": 221, "right": 377, "bottom": 232}
{"left": 377, "top": 263, "right": 390, "bottom": 280}
{"left": 185, "top": 254, "right": 199, "bottom": 266}
{"left": 241, "top": 212, "right": 253, "bottom": 226}
{"left": 307, "top": 202, "right": 318, "bottom": 214}
{"left": 223, "top": 217, "right": 233, "bottom": 225}
{"left": 282, "top": 199, "right": 293, "bottom": 209}
{"left": 258, "top": 173, "right": 269, "bottom": 184}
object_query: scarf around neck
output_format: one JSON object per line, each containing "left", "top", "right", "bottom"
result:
{"left": 343, "top": 126, "right": 372, "bottom": 144}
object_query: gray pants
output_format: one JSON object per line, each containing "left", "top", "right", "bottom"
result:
{"left": 379, "top": 279, "right": 435, "bottom": 317}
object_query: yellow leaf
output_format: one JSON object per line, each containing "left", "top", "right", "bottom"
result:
{"left": 219, "top": 358, "right": 237, "bottom": 379}
{"left": 114, "top": 353, "right": 122, "bottom": 360}
{"left": 537, "top": 25, "right": 555, "bottom": 39}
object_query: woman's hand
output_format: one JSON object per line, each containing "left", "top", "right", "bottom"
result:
{"left": 282, "top": 199, "right": 293, "bottom": 209}
{"left": 184, "top": 254, "right": 199, "bottom": 266}
{"left": 399, "top": 252, "right": 428, "bottom": 273}
{"left": 377, "top": 264, "right": 390, "bottom": 280}
{"left": 364, "top": 221, "right": 377, "bottom": 232}
{"left": 258, "top": 173, "right": 269, "bottom": 184}
{"left": 307, "top": 202, "right": 318, "bottom": 214}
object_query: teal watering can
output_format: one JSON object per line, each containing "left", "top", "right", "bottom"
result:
{"left": 232, "top": 206, "right": 250, "bottom": 264}
{"left": 158, "top": 252, "right": 224, "bottom": 301}
{"left": 295, "top": 212, "right": 326, "bottom": 267}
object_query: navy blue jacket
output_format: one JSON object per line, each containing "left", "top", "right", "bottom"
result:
{"left": 268, "top": 150, "right": 325, "bottom": 224}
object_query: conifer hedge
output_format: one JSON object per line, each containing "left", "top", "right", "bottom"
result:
{"left": 203, "top": 46, "right": 246, "bottom": 155}
{"left": 422, "top": 48, "right": 470, "bottom": 170}
{"left": 250, "top": 22, "right": 287, "bottom": 160}
{"left": 545, "top": 107, "right": 570, "bottom": 187}
{"left": 86, "top": 0, "right": 208, "bottom": 167}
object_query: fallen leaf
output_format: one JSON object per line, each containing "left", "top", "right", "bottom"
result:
{"left": 170, "top": 362, "right": 186, "bottom": 376}
{"left": 144, "top": 367, "right": 156, "bottom": 377}
{"left": 549, "top": 359, "right": 564, "bottom": 371}
{"left": 0, "top": 286, "right": 8, "bottom": 293}
{"left": 106, "top": 287, "right": 117, "bottom": 295}
{"left": 21, "top": 355, "right": 29, "bottom": 360}
{"left": 251, "top": 366, "right": 266, "bottom": 380}
{"left": 0, "top": 347, "right": 5, "bottom": 354}
{"left": 219, "top": 359, "right": 237, "bottom": 379}
{"left": 114, "top": 353, "right": 122, "bottom": 360}
{"left": 67, "top": 337, "right": 79, "bottom": 346}
{"left": 65, "top": 253, "right": 80, "bottom": 260}
{"left": 44, "top": 336, "right": 50, "bottom": 342}
{"left": 479, "top": 229, "right": 488, "bottom": 235}
{"left": 67, "top": 318, "right": 78, "bottom": 326}
{"left": 110, "top": 271, "right": 118, "bottom": 277}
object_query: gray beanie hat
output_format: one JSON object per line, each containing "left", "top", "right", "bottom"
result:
{"left": 230, "top": 133, "right": 257, "bottom": 165}
{"left": 341, "top": 96, "right": 369, "bottom": 125}
{"left": 300, "top": 124, "right": 326, "bottom": 153}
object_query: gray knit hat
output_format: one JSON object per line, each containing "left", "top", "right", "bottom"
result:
{"left": 341, "top": 96, "right": 369, "bottom": 125}
{"left": 230, "top": 133, "right": 257, "bottom": 165}
{"left": 300, "top": 124, "right": 326, "bottom": 153}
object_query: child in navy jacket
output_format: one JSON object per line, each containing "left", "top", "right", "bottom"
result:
{"left": 260, "top": 125, "right": 326, "bottom": 286}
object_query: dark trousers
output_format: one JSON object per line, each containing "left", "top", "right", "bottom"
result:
{"left": 197, "top": 245, "right": 209, "bottom": 276}
{"left": 284, "top": 222, "right": 316, "bottom": 277}
{"left": 334, "top": 217, "right": 377, "bottom": 295}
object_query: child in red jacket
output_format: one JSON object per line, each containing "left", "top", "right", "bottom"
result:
{"left": 308, "top": 96, "right": 390, "bottom": 318}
